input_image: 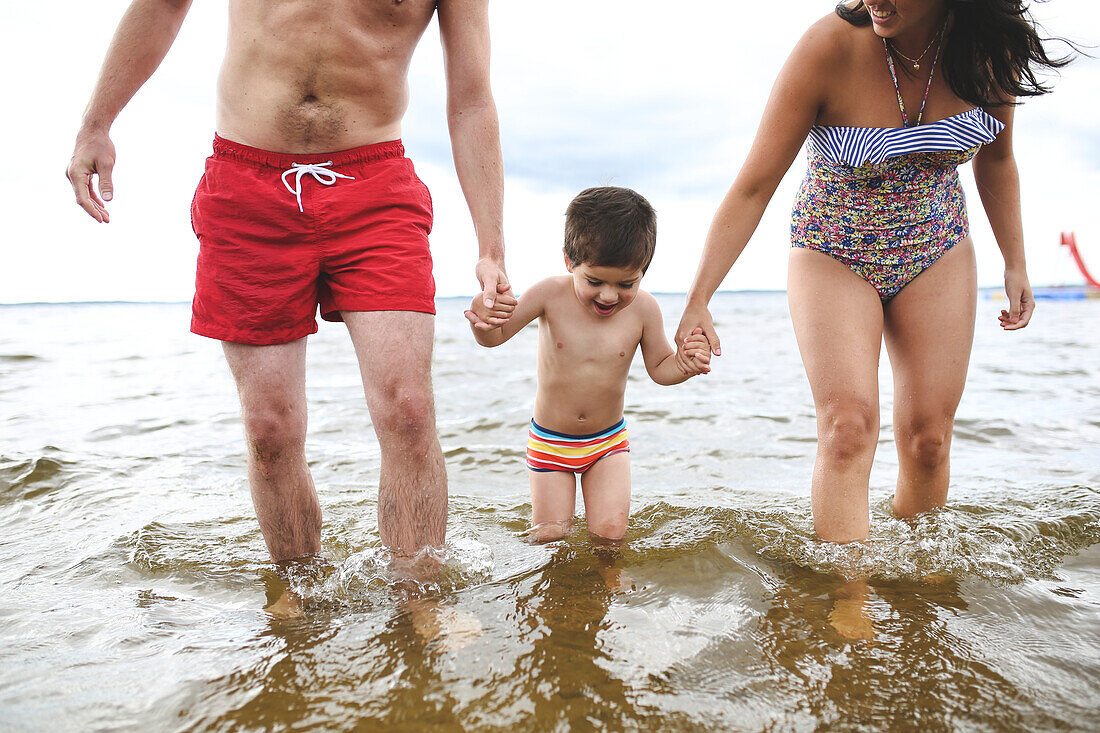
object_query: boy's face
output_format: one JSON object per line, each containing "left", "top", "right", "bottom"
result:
{"left": 565, "top": 255, "right": 645, "bottom": 318}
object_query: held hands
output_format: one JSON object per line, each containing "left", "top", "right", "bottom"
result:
{"left": 675, "top": 302, "right": 721, "bottom": 375}
{"left": 67, "top": 128, "right": 116, "bottom": 223}
{"left": 999, "top": 268, "right": 1034, "bottom": 330}
{"left": 466, "top": 257, "right": 515, "bottom": 331}
{"left": 678, "top": 328, "right": 712, "bottom": 376}
{"left": 463, "top": 289, "right": 516, "bottom": 331}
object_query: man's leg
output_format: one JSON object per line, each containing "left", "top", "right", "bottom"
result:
{"left": 343, "top": 311, "right": 447, "bottom": 554}
{"left": 223, "top": 338, "right": 321, "bottom": 562}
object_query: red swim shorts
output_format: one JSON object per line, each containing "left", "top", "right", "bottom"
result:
{"left": 190, "top": 134, "right": 435, "bottom": 345}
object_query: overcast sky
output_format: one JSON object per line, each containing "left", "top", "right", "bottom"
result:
{"left": 1, "top": 0, "right": 1097, "bottom": 304}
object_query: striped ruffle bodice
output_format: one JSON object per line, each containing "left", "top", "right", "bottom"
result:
{"left": 806, "top": 108, "right": 1004, "bottom": 167}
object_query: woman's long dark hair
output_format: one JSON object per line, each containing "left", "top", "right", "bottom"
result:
{"left": 836, "top": 0, "right": 1075, "bottom": 106}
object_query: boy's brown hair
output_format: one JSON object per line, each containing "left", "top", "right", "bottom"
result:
{"left": 564, "top": 187, "right": 657, "bottom": 273}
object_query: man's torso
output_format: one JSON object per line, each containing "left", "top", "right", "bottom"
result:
{"left": 218, "top": 0, "right": 439, "bottom": 153}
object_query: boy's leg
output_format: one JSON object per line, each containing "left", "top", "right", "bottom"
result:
{"left": 579, "top": 451, "right": 631, "bottom": 541}
{"left": 223, "top": 338, "right": 321, "bottom": 562}
{"left": 529, "top": 470, "right": 577, "bottom": 541}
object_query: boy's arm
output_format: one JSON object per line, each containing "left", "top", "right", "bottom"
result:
{"left": 465, "top": 279, "right": 550, "bottom": 347}
{"left": 638, "top": 294, "right": 710, "bottom": 385}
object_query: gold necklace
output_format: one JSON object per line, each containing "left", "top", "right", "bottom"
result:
{"left": 887, "top": 23, "right": 944, "bottom": 70}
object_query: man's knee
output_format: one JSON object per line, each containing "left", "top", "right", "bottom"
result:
{"left": 372, "top": 379, "right": 437, "bottom": 445}
{"left": 242, "top": 404, "right": 307, "bottom": 465}
{"left": 818, "top": 402, "right": 878, "bottom": 466}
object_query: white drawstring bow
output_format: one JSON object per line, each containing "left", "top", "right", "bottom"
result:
{"left": 281, "top": 161, "right": 355, "bottom": 212}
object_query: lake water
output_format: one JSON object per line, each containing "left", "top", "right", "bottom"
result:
{"left": 1, "top": 293, "right": 1098, "bottom": 731}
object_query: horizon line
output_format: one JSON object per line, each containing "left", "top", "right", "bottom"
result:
{"left": 1, "top": 284, "right": 1095, "bottom": 307}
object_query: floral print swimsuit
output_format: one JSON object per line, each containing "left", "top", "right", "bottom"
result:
{"left": 791, "top": 108, "right": 1004, "bottom": 301}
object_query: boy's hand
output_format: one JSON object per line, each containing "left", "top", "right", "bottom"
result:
{"left": 464, "top": 288, "right": 517, "bottom": 331}
{"left": 679, "top": 329, "right": 712, "bottom": 376}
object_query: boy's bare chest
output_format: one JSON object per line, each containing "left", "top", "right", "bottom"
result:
{"left": 539, "top": 315, "right": 641, "bottom": 368}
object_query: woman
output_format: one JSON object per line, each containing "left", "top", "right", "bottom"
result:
{"left": 676, "top": 0, "right": 1070, "bottom": 542}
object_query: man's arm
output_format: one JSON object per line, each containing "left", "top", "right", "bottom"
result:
{"left": 437, "top": 0, "right": 507, "bottom": 309}
{"left": 66, "top": 0, "right": 194, "bottom": 222}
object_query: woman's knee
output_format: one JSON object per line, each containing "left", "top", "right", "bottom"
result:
{"left": 897, "top": 419, "right": 952, "bottom": 471}
{"left": 818, "top": 403, "right": 879, "bottom": 465}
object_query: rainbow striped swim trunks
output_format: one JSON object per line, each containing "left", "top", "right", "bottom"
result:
{"left": 526, "top": 418, "right": 630, "bottom": 474}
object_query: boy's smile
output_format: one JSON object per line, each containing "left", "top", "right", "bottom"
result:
{"left": 565, "top": 258, "right": 645, "bottom": 318}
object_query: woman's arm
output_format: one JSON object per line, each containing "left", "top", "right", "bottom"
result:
{"left": 675, "top": 20, "right": 836, "bottom": 361}
{"left": 973, "top": 103, "right": 1034, "bottom": 330}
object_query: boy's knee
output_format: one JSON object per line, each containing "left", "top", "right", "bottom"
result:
{"left": 529, "top": 519, "right": 573, "bottom": 543}
{"left": 588, "top": 516, "right": 628, "bottom": 543}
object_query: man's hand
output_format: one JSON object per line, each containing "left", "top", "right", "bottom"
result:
{"left": 475, "top": 257, "right": 510, "bottom": 308}
{"left": 67, "top": 129, "right": 116, "bottom": 223}
{"left": 467, "top": 256, "right": 515, "bottom": 331}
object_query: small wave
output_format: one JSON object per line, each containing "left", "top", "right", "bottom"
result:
{"left": 0, "top": 353, "right": 42, "bottom": 363}
{"left": 125, "top": 519, "right": 264, "bottom": 582}
{"left": 0, "top": 452, "right": 77, "bottom": 502}
{"left": 624, "top": 487, "right": 1100, "bottom": 583}
{"left": 285, "top": 537, "right": 495, "bottom": 611}
{"left": 86, "top": 418, "right": 194, "bottom": 442}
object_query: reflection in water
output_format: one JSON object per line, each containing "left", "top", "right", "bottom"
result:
{"left": 512, "top": 545, "right": 642, "bottom": 729}
{"left": 755, "top": 568, "right": 1072, "bottom": 731}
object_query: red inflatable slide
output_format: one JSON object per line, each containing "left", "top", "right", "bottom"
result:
{"left": 1061, "top": 231, "right": 1100, "bottom": 289}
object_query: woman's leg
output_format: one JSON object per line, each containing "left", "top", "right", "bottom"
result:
{"left": 883, "top": 238, "right": 977, "bottom": 518}
{"left": 788, "top": 248, "right": 885, "bottom": 542}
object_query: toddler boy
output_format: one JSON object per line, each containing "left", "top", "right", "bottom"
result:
{"left": 466, "top": 187, "right": 710, "bottom": 541}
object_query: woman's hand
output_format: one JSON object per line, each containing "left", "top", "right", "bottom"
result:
{"left": 999, "top": 267, "right": 1034, "bottom": 330}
